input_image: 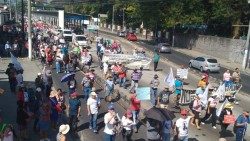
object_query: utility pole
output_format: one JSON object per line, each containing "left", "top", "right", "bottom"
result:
{"left": 27, "top": 0, "right": 32, "bottom": 60}
{"left": 111, "top": 5, "right": 114, "bottom": 32}
{"left": 242, "top": 0, "right": 250, "bottom": 69}
{"left": 242, "top": 21, "right": 250, "bottom": 69}
{"left": 9, "top": 0, "right": 12, "bottom": 20}
{"left": 122, "top": 8, "right": 125, "bottom": 31}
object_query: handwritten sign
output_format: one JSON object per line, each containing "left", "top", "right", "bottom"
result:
{"left": 136, "top": 87, "right": 151, "bottom": 100}
{"left": 177, "top": 68, "right": 188, "bottom": 79}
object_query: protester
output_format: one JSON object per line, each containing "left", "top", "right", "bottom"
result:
{"left": 104, "top": 104, "right": 117, "bottom": 141}
{"left": 174, "top": 76, "right": 183, "bottom": 108}
{"left": 197, "top": 76, "right": 207, "bottom": 88}
{"left": 232, "top": 68, "right": 240, "bottom": 84}
{"left": 49, "top": 92, "right": 60, "bottom": 130}
{"left": 129, "top": 93, "right": 141, "bottom": 133}
{"left": 153, "top": 51, "right": 160, "bottom": 71}
{"left": 5, "top": 63, "right": 17, "bottom": 93}
{"left": 157, "top": 87, "right": 171, "bottom": 108}
{"left": 190, "top": 95, "right": 202, "bottom": 130}
{"left": 118, "top": 64, "right": 127, "bottom": 89}
{"left": 201, "top": 93, "right": 219, "bottom": 129}
{"left": 4, "top": 41, "right": 11, "bottom": 57}
{"left": 129, "top": 68, "right": 142, "bottom": 93}
{"left": 16, "top": 101, "right": 29, "bottom": 140}
{"left": 16, "top": 70, "right": 23, "bottom": 88}
{"left": 67, "top": 75, "right": 77, "bottom": 95}
{"left": 81, "top": 74, "right": 92, "bottom": 101}
{"left": 38, "top": 102, "right": 51, "bottom": 141}
{"left": 150, "top": 74, "right": 160, "bottom": 106}
{"left": 105, "top": 76, "right": 114, "bottom": 96}
{"left": 175, "top": 109, "right": 194, "bottom": 141}
{"left": 219, "top": 103, "right": 233, "bottom": 135}
{"left": 56, "top": 124, "right": 70, "bottom": 141}
{"left": 233, "top": 110, "right": 249, "bottom": 141}
{"left": 223, "top": 70, "right": 232, "bottom": 88}
{"left": 68, "top": 92, "right": 81, "bottom": 132}
{"left": 121, "top": 111, "right": 134, "bottom": 141}
{"left": 162, "top": 119, "right": 174, "bottom": 141}
{"left": 111, "top": 62, "right": 120, "bottom": 84}
{"left": 87, "top": 92, "right": 100, "bottom": 133}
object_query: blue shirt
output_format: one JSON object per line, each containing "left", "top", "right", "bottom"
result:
{"left": 162, "top": 120, "right": 173, "bottom": 134}
{"left": 69, "top": 98, "right": 81, "bottom": 116}
{"left": 175, "top": 80, "right": 183, "bottom": 95}
{"left": 195, "top": 87, "right": 204, "bottom": 96}
{"left": 236, "top": 114, "right": 250, "bottom": 131}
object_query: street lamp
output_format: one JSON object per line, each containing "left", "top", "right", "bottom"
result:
{"left": 242, "top": 0, "right": 250, "bottom": 69}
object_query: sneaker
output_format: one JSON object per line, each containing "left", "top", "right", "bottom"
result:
{"left": 89, "top": 126, "right": 92, "bottom": 130}
{"left": 201, "top": 122, "right": 205, "bottom": 125}
{"left": 93, "top": 130, "right": 97, "bottom": 133}
{"left": 213, "top": 126, "right": 217, "bottom": 129}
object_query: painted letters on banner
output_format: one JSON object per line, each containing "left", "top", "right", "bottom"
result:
{"left": 177, "top": 68, "right": 188, "bottom": 79}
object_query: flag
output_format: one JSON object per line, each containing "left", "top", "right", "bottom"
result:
{"left": 200, "top": 85, "right": 209, "bottom": 106}
{"left": 216, "top": 83, "right": 225, "bottom": 101}
{"left": 216, "top": 99, "right": 229, "bottom": 117}
{"left": 10, "top": 52, "right": 23, "bottom": 71}
{"left": 165, "top": 67, "right": 175, "bottom": 88}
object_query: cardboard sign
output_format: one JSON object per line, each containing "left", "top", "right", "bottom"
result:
{"left": 136, "top": 87, "right": 151, "bottom": 100}
{"left": 223, "top": 115, "right": 236, "bottom": 124}
{"left": 177, "top": 68, "right": 188, "bottom": 79}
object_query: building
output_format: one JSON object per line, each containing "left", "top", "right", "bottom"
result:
{"left": 0, "top": 5, "right": 10, "bottom": 25}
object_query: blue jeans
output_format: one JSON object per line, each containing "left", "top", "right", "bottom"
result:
{"left": 236, "top": 129, "right": 246, "bottom": 141}
{"left": 150, "top": 88, "right": 158, "bottom": 106}
{"left": 84, "top": 86, "right": 91, "bottom": 100}
{"left": 162, "top": 133, "right": 171, "bottom": 141}
{"left": 104, "top": 133, "right": 115, "bottom": 141}
{"left": 119, "top": 77, "right": 126, "bottom": 88}
{"left": 132, "top": 110, "right": 139, "bottom": 130}
{"left": 89, "top": 113, "right": 98, "bottom": 130}
{"left": 105, "top": 87, "right": 114, "bottom": 96}
{"left": 179, "top": 136, "right": 188, "bottom": 141}
{"left": 55, "top": 61, "right": 61, "bottom": 73}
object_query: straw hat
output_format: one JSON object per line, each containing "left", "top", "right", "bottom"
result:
{"left": 59, "top": 124, "right": 70, "bottom": 134}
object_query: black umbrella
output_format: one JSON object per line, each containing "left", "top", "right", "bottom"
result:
{"left": 145, "top": 107, "right": 175, "bottom": 122}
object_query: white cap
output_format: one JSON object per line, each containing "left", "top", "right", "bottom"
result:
{"left": 90, "top": 92, "right": 97, "bottom": 96}
{"left": 37, "top": 72, "right": 42, "bottom": 76}
{"left": 59, "top": 124, "right": 70, "bottom": 134}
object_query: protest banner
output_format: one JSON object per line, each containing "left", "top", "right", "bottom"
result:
{"left": 102, "top": 53, "right": 152, "bottom": 69}
{"left": 136, "top": 87, "right": 151, "bottom": 100}
{"left": 216, "top": 99, "right": 228, "bottom": 117}
{"left": 177, "top": 68, "right": 188, "bottom": 79}
{"left": 223, "top": 115, "right": 236, "bottom": 124}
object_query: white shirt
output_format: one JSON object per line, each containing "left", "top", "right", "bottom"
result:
{"left": 5, "top": 43, "right": 11, "bottom": 50}
{"left": 103, "top": 62, "right": 108, "bottom": 74}
{"left": 121, "top": 116, "right": 133, "bottom": 130}
{"left": 104, "top": 112, "right": 116, "bottom": 135}
{"left": 3, "top": 131, "right": 14, "bottom": 141}
{"left": 208, "top": 97, "right": 218, "bottom": 107}
{"left": 87, "top": 96, "right": 100, "bottom": 114}
{"left": 16, "top": 73, "right": 23, "bottom": 87}
{"left": 176, "top": 116, "right": 192, "bottom": 137}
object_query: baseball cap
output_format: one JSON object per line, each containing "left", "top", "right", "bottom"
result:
{"left": 108, "top": 103, "right": 115, "bottom": 110}
{"left": 90, "top": 92, "right": 97, "bottom": 96}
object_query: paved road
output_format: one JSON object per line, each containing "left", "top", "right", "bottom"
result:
{"left": 100, "top": 30, "right": 250, "bottom": 94}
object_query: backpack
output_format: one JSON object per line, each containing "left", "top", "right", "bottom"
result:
{"left": 189, "top": 100, "right": 194, "bottom": 110}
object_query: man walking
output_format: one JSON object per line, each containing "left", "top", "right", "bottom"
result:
{"left": 153, "top": 51, "right": 160, "bottom": 71}
{"left": 150, "top": 74, "right": 160, "bottom": 106}
{"left": 87, "top": 92, "right": 100, "bottom": 133}
{"left": 5, "top": 63, "right": 17, "bottom": 93}
{"left": 129, "top": 68, "right": 142, "bottom": 93}
{"left": 235, "top": 110, "right": 250, "bottom": 141}
{"left": 104, "top": 104, "right": 117, "bottom": 141}
{"left": 68, "top": 92, "right": 81, "bottom": 132}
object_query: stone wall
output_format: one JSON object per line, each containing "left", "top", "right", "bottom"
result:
{"left": 174, "top": 34, "right": 246, "bottom": 64}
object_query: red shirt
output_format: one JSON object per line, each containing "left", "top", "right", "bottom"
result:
{"left": 17, "top": 91, "right": 24, "bottom": 103}
{"left": 130, "top": 95, "right": 141, "bottom": 111}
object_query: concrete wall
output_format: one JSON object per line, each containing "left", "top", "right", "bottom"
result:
{"left": 174, "top": 34, "right": 246, "bottom": 64}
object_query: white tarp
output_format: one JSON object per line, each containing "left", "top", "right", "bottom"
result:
{"left": 102, "top": 53, "right": 152, "bottom": 69}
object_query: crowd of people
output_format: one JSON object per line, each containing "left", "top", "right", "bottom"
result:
{"left": 0, "top": 20, "right": 250, "bottom": 141}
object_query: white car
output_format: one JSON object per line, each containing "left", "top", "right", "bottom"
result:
{"left": 189, "top": 56, "right": 220, "bottom": 72}
{"left": 63, "top": 29, "right": 73, "bottom": 41}
{"left": 73, "top": 35, "right": 88, "bottom": 47}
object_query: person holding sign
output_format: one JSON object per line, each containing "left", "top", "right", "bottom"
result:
{"left": 157, "top": 87, "right": 171, "bottom": 109}
{"left": 235, "top": 110, "right": 250, "bottom": 141}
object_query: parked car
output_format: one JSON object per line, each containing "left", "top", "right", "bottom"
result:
{"left": 127, "top": 33, "right": 137, "bottom": 41}
{"left": 117, "top": 31, "right": 126, "bottom": 37}
{"left": 189, "top": 57, "right": 220, "bottom": 72}
{"left": 155, "top": 43, "right": 171, "bottom": 53}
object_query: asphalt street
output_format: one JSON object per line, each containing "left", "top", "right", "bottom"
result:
{"left": 99, "top": 30, "right": 250, "bottom": 94}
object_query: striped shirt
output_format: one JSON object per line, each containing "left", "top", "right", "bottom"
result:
{"left": 131, "top": 72, "right": 142, "bottom": 81}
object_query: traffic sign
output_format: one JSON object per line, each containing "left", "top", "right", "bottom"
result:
{"left": 98, "top": 14, "right": 108, "bottom": 18}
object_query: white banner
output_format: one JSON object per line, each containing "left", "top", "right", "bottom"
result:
{"left": 200, "top": 85, "right": 209, "bottom": 107}
{"left": 177, "top": 68, "right": 188, "bottom": 79}
{"left": 102, "top": 54, "right": 152, "bottom": 69}
{"left": 10, "top": 52, "right": 23, "bottom": 71}
{"left": 165, "top": 67, "right": 175, "bottom": 88}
